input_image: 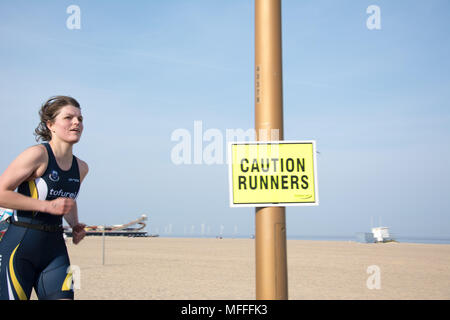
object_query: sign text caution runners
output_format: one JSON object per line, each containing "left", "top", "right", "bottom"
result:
{"left": 228, "top": 141, "right": 319, "bottom": 207}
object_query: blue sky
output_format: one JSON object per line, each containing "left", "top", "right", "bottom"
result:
{"left": 0, "top": 0, "right": 449, "bottom": 238}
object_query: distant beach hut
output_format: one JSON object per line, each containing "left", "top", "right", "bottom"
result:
{"left": 371, "top": 227, "right": 393, "bottom": 242}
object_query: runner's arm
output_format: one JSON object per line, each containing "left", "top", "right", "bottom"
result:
{"left": 65, "top": 159, "right": 89, "bottom": 227}
{"left": 64, "top": 201, "right": 79, "bottom": 227}
{"left": 0, "top": 146, "right": 73, "bottom": 215}
{"left": 65, "top": 158, "right": 89, "bottom": 244}
{"left": 64, "top": 201, "right": 86, "bottom": 244}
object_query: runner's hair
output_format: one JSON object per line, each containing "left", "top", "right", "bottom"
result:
{"left": 34, "top": 96, "right": 81, "bottom": 142}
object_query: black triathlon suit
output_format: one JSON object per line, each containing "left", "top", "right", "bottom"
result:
{"left": 0, "top": 143, "right": 80, "bottom": 300}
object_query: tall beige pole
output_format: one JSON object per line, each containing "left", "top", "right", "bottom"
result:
{"left": 255, "top": 0, "right": 288, "bottom": 300}
{"left": 102, "top": 229, "right": 105, "bottom": 265}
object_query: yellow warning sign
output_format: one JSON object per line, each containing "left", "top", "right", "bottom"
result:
{"left": 228, "top": 141, "right": 319, "bottom": 207}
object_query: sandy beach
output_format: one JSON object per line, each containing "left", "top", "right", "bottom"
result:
{"left": 52, "top": 237, "right": 450, "bottom": 300}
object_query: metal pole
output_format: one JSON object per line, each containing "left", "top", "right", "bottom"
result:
{"left": 255, "top": 0, "right": 288, "bottom": 300}
{"left": 102, "top": 229, "right": 105, "bottom": 265}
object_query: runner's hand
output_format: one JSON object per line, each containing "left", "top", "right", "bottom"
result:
{"left": 46, "top": 198, "right": 76, "bottom": 215}
{"left": 72, "top": 223, "right": 86, "bottom": 245}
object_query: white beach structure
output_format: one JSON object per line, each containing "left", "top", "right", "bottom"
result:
{"left": 371, "top": 227, "right": 392, "bottom": 242}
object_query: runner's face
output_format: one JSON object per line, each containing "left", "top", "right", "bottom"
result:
{"left": 48, "top": 105, "right": 83, "bottom": 143}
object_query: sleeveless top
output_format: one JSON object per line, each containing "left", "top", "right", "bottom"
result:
{"left": 15, "top": 143, "right": 80, "bottom": 226}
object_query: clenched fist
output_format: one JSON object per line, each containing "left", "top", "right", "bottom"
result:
{"left": 72, "top": 223, "right": 86, "bottom": 245}
{"left": 46, "top": 197, "right": 76, "bottom": 215}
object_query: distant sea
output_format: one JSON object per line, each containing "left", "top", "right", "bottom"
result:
{"left": 159, "top": 234, "right": 450, "bottom": 245}
{"left": 287, "top": 234, "right": 450, "bottom": 245}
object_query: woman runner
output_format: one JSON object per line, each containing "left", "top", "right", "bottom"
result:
{"left": 0, "top": 96, "right": 88, "bottom": 300}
